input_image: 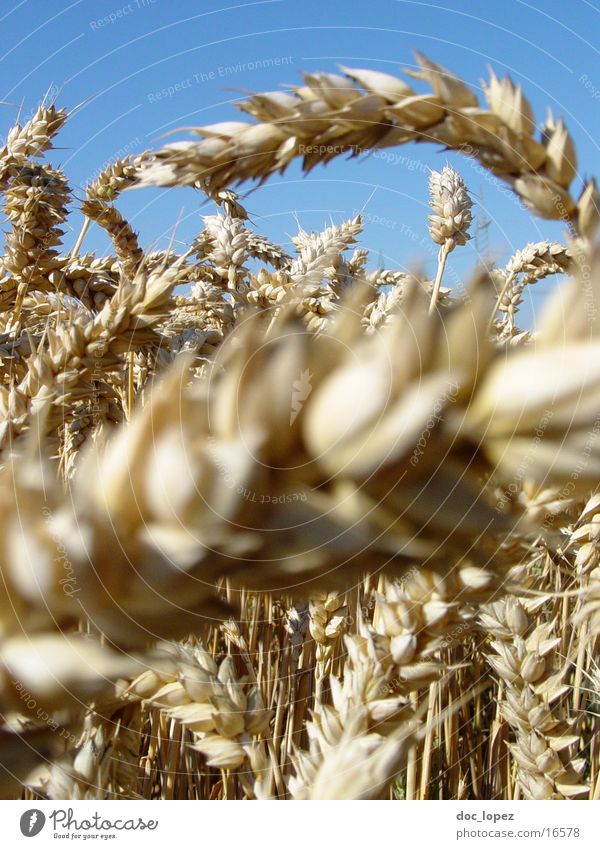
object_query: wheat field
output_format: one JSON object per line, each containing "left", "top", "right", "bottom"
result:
{"left": 1, "top": 53, "right": 600, "bottom": 801}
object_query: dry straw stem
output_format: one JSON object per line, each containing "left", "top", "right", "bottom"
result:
{"left": 139, "top": 54, "right": 599, "bottom": 239}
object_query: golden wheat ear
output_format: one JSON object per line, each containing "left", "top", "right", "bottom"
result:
{"left": 138, "top": 56, "right": 598, "bottom": 239}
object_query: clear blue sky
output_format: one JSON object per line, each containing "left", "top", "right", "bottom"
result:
{"left": 1, "top": 0, "right": 599, "bottom": 326}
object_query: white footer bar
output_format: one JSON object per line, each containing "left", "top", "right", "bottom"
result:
{"left": 1, "top": 799, "right": 596, "bottom": 847}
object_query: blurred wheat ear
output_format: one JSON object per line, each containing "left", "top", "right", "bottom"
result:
{"left": 0, "top": 53, "right": 599, "bottom": 802}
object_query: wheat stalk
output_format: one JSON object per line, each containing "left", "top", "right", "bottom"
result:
{"left": 427, "top": 165, "right": 473, "bottom": 313}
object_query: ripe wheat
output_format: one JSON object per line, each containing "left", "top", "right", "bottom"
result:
{"left": 0, "top": 54, "right": 598, "bottom": 802}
